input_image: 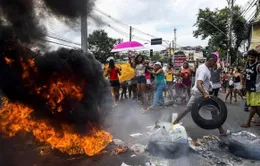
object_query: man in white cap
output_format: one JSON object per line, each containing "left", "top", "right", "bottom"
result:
{"left": 173, "top": 54, "right": 229, "bottom": 136}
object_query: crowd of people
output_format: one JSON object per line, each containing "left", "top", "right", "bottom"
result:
{"left": 105, "top": 54, "right": 198, "bottom": 112}
{"left": 105, "top": 47, "right": 260, "bottom": 135}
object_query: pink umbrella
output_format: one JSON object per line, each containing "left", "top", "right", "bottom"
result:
{"left": 111, "top": 41, "right": 144, "bottom": 52}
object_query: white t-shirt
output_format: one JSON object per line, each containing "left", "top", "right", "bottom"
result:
{"left": 135, "top": 64, "right": 145, "bottom": 76}
{"left": 192, "top": 64, "right": 211, "bottom": 94}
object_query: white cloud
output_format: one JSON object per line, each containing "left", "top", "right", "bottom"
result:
{"left": 45, "top": 0, "right": 252, "bottom": 50}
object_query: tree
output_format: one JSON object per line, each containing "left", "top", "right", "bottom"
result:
{"left": 193, "top": 6, "right": 249, "bottom": 63}
{"left": 88, "top": 30, "right": 122, "bottom": 63}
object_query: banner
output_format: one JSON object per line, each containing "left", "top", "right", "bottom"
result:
{"left": 104, "top": 62, "right": 135, "bottom": 83}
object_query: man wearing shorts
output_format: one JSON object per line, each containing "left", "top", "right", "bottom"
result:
{"left": 241, "top": 49, "right": 260, "bottom": 127}
{"left": 173, "top": 54, "right": 228, "bottom": 136}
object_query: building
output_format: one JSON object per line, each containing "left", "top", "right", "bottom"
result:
{"left": 249, "top": 1, "right": 260, "bottom": 50}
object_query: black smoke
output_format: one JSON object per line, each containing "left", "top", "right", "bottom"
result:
{"left": 0, "top": 31, "right": 110, "bottom": 131}
{"left": 0, "top": 0, "right": 111, "bottom": 132}
{"left": 0, "top": 0, "right": 95, "bottom": 43}
{"left": 0, "top": 0, "right": 46, "bottom": 43}
{"left": 44, "top": 0, "right": 95, "bottom": 19}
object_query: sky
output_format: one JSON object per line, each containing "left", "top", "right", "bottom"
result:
{"left": 44, "top": 0, "right": 257, "bottom": 51}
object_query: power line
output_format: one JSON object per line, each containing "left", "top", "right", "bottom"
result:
{"left": 242, "top": 0, "right": 257, "bottom": 17}
{"left": 46, "top": 35, "right": 81, "bottom": 46}
{"left": 93, "top": 7, "right": 157, "bottom": 39}
{"left": 132, "top": 28, "right": 156, "bottom": 38}
{"left": 93, "top": 7, "right": 129, "bottom": 28}
{"left": 89, "top": 16, "right": 129, "bottom": 38}
{"left": 38, "top": 38, "right": 80, "bottom": 49}
{"left": 41, "top": 20, "right": 81, "bottom": 35}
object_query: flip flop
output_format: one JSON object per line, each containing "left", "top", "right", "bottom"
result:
{"left": 241, "top": 123, "right": 251, "bottom": 128}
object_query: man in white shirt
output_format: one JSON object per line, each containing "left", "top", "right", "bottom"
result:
{"left": 173, "top": 54, "right": 228, "bottom": 136}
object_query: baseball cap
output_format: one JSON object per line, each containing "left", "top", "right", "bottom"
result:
{"left": 154, "top": 61, "right": 162, "bottom": 67}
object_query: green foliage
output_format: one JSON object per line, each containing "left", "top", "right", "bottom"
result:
{"left": 150, "top": 52, "right": 169, "bottom": 63}
{"left": 150, "top": 52, "right": 161, "bottom": 61}
{"left": 160, "top": 56, "right": 169, "bottom": 63}
{"left": 193, "top": 6, "right": 249, "bottom": 63}
{"left": 88, "top": 29, "right": 122, "bottom": 63}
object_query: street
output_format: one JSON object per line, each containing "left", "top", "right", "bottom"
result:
{"left": 0, "top": 92, "right": 260, "bottom": 166}
{"left": 103, "top": 92, "right": 260, "bottom": 165}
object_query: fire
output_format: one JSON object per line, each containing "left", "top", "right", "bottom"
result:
{"left": 11, "top": 56, "right": 85, "bottom": 113}
{"left": 112, "top": 146, "right": 128, "bottom": 155}
{"left": 1, "top": 44, "right": 113, "bottom": 156}
{"left": 4, "top": 57, "right": 14, "bottom": 65}
{"left": 0, "top": 98, "right": 113, "bottom": 156}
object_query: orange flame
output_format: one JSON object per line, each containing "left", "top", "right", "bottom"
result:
{"left": 112, "top": 146, "right": 128, "bottom": 155}
{"left": 4, "top": 57, "right": 14, "bottom": 65}
{"left": 19, "top": 57, "right": 84, "bottom": 113}
{"left": 0, "top": 98, "right": 113, "bottom": 156}
{"left": 1, "top": 54, "right": 113, "bottom": 156}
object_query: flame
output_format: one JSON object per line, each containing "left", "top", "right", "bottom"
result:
{"left": 112, "top": 146, "right": 128, "bottom": 155}
{"left": 4, "top": 57, "right": 14, "bottom": 65}
{"left": 18, "top": 57, "right": 84, "bottom": 113}
{"left": 0, "top": 45, "right": 113, "bottom": 156}
{"left": 0, "top": 98, "right": 113, "bottom": 156}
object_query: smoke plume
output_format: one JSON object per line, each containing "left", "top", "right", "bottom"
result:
{"left": 0, "top": 0, "right": 111, "bottom": 132}
{"left": 0, "top": 0, "right": 95, "bottom": 43}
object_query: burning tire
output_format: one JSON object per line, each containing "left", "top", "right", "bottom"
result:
{"left": 228, "top": 131, "right": 260, "bottom": 160}
{"left": 191, "top": 96, "right": 227, "bottom": 130}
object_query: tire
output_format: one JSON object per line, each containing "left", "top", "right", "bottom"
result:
{"left": 191, "top": 96, "right": 228, "bottom": 130}
{"left": 228, "top": 132, "right": 260, "bottom": 160}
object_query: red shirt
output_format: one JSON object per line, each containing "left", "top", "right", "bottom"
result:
{"left": 109, "top": 67, "right": 119, "bottom": 81}
{"left": 145, "top": 71, "right": 151, "bottom": 79}
{"left": 181, "top": 68, "right": 192, "bottom": 86}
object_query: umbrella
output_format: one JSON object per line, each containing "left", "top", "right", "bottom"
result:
{"left": 111, "top": 41, "right": 144, "bottom": 52}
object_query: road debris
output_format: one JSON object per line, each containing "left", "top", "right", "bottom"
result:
{"left": 130, "top": 144, "right": 146, "bottom": 154}
{"left": 147, "top": 122, "right": 188, "bottom": 157}
{"left": 130, "top": 154, "right": 136, "bottom": 157}
{"left": 130, "top": 133, "right": 143, "bottom": 137}
{"left": 112, "top": 139, "right": 128, "bottom": 155}
{"left": 121, "top": 162, "right": 131, "bottom": 166}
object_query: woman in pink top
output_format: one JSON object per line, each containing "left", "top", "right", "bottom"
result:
{"left": 181, "top": 62, "right": 192, "bottom": 99}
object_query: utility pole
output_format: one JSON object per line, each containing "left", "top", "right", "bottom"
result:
{"left": 227, "top": 0, "right": 234, "bottom": 64}
{"left": 169, "top": 42, "right": 172, "bottom": 56}
{"left": 81, "top": 0, "right": 88, "bottom": 53}
{"left": 129, "top": 26, "right": 132, "bottom": 41}
{"left": 174, "top": 28, "right": 177, "bottom": 50}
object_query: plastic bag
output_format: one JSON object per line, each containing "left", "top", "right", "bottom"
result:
{"left": 229, "top": 131, "right": 260, "bottom": 160}
{"left": 130, "top": 144, "right": 146, "bottom": 154}
{"left": 147, "top": 122, "right": 188, "bottom": 157}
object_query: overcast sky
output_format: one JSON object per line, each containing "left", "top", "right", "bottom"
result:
{"left": 45, "top": 0, "right": 256, "bottom": 50}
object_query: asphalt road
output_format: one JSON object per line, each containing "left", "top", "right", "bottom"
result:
{"left": 1, "top": 91, "right": 260, "bottom": 166}
{"left": 103, "top": 91, "right": 260, "bottom": 165}
{"left": 105, "top": 92, "right": 260, "bottom": 142}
